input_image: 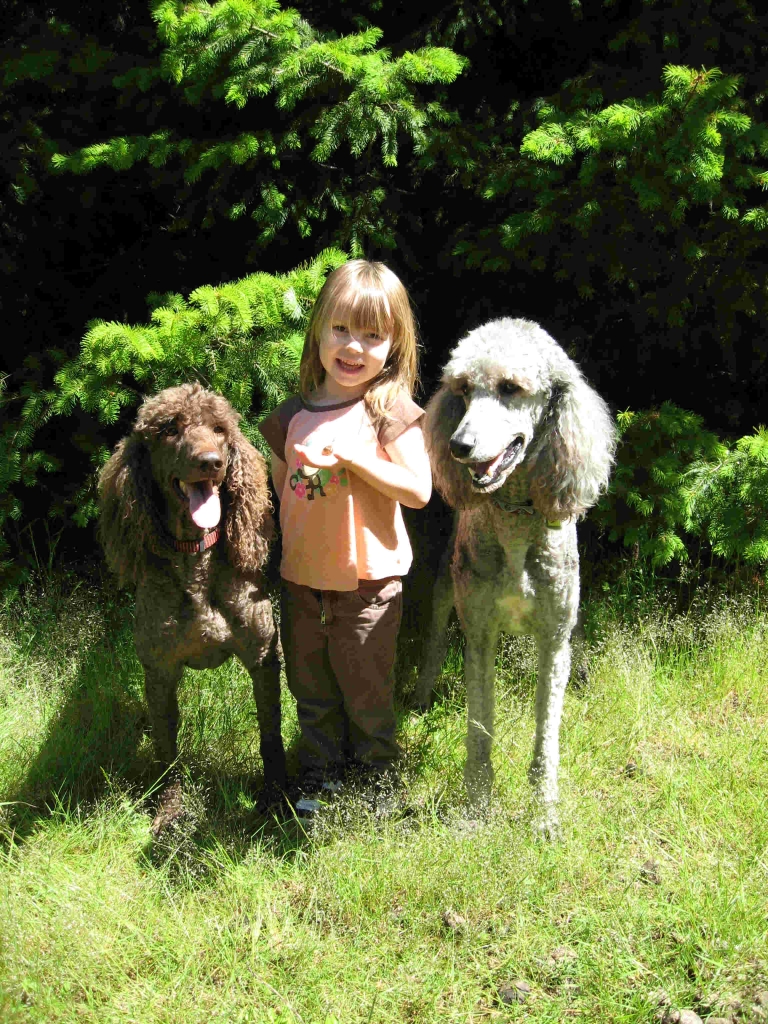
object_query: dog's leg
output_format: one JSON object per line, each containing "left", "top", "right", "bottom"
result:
{"left": 143, "top": 663, "right": 184, "bottom": 771}
{"left": 143, "top": 663, "right": 186, "bottom": 837}
{"left": 413, "top": 541, "right": 456, "bottom": 710}
{"left": 461, "top": 609, "right": 499, "bottom": 811}
{"left": 247, "top": 628, "right": 287, "bottom": 804}
{"left": 528, "top": 632, "right": 571, "bottom": 837}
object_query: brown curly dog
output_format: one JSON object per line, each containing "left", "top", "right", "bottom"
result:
{"left": 99, "top": 383, "right": 286, "bottom": 828}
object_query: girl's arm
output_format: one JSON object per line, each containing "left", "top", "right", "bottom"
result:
{"left": 294, "top": 421, "right": 432, "bottom": 509}
{"left": 270, "top": 451, "right": 288, "bottom": 497}
{"left": 380, "top": 422, "right": 432, "bottom": 508}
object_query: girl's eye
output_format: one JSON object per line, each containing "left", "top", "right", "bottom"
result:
{"left": 366, "top": 332, "right": 382, "bottom": 341}
{"left": 332, "top": 324, "right": 348, "bottom": 334}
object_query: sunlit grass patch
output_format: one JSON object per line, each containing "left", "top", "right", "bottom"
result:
{"left": 1, "top": 582, "right": 767, "bottom": 1022}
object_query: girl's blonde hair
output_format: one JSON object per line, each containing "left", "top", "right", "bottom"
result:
{"left": 300, "top": 260, "right": 418, "bottom": 426}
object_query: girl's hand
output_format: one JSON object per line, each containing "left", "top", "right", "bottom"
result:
{"left": 296, "top": 422, "right": 431, "bottom": 509}
{"left": 294, "top": 441, "right": 347, "bottom": 471}
{"left": 293, "top": 439, "right": 363, "bottom": 471}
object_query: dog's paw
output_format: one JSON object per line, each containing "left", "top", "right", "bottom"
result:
{"left": 254, "top": 781, "right": 288, "bottom": 816}
{"left": 532, "top": 807, "right": 561, "bottom": 842}
{"left": 150, "top": 778, "right": 185, "bottom": 837}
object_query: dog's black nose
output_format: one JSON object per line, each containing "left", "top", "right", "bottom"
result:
{"left": 449, "top": 437, "right": 474, "bottom": 459}
{"left": 198, "top": 451, "right": 223, "bottom": 472}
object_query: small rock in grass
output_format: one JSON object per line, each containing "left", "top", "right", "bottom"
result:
{"left": 640, "top": 859, "right": 662, "bottom": 884}
{"left": 649, "top": 990, "right": 672, "bottom": 1007}
{"left": 662, "top": 1009, "right": 703, "bottom": 1024}
{"left": 547, "top": 945, "right": 577, "bottom": 966}
{"left": 623, "top": 759, "right": 642, "bottom": 777}
{"left": 442, "top": 909, "right": 465, "bottom": 931}
{"left": 496, "top": 981, "right": 531, "bottom": 1005}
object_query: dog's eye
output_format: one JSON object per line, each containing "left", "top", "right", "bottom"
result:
{"left": 458, "top": 381, "right": 470, "bottom": 396}
{"left": 499, "top": 380, "right": 520, "bottom": 397}
{"left": 161, "top": 422, "right": 179, "bottom": 437}
{"left": 213, "top": 425, "right": 225, "bottom": 435}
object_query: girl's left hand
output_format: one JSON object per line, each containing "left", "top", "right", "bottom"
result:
{"left": 293, "top": 441, "right": 357, "bottom": 471}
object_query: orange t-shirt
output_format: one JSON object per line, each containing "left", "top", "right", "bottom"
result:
{"left": 259, "top": 394, "right": 424, "bottom": 591}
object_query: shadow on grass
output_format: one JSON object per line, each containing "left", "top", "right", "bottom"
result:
{"left": 4, "top": 629, "right": 308, "bottom": 868}
{"left": 5, "top": 625, "right": 149, "bottom": 838}
{"left": 143, "top": 780, "right": 336, "bottom": 880}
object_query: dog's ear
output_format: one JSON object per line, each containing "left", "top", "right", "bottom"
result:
{"left": 424, "top": 385, "right": 484, "bottom": 510}
{"left": 225, "top": 429, "right": 274, "bottom": 573}
{"left": 98, "top": 435, "right": 159, "bottom": 587}
{"left": 527, "top": 373, "right": 616, "bottom": 521}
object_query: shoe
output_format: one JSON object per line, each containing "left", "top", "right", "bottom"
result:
{"left": 295, "top": 780, "right": 343, "bottom": 817}
{"left": 294, "top": 769, "right": 344, "bottom": 820}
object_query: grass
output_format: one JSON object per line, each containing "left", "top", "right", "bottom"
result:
{"left": 1, "top": 575, "right": 767, "bottom": 1023}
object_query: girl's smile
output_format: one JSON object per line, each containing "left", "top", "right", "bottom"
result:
{"left": 336, "top": 356, "right": 364, "bottom": 373}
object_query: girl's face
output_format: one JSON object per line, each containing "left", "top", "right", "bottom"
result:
{"left": 317, "top": 315, "right": 392, "bottom": 399}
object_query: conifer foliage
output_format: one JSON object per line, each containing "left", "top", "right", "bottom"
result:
{"left": 593, "top": 403, "right": 726, "bottom": 567}
{"left": 457, "top": 63, "right": 768, "bottom": 330}
{"left": 594, "top": 403, "right": 768, "bottom": 573}
{"left": 50, "top": 0, "right": 467, "bottom": 248}
{"left": 688, "top": 427, "right": 768, "bottom": 568}
{"left": 1, "top": 249, "right": 345, "bottom": 575}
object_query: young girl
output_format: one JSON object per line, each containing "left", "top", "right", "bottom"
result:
{"left": 259, "top": 259, "right": 431, "bottom": 813}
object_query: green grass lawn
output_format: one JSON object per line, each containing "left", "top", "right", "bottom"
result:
{"left": 1, "top": 578, "right": 767, "bottom": 1023}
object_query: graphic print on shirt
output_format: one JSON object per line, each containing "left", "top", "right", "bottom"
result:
{"left": 289, "top": 453, "right": 349, "bottom": 501}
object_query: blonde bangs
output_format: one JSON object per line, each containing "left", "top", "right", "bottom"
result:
{"left": 331, "top": 288, "right": 394, "bottom": 342}
{"left": 300, "top": 259, "right": 420, "bottom": 423}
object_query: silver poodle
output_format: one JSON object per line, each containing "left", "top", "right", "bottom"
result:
{"left": 415, "top": 318, "right": 616, "bottom": 833}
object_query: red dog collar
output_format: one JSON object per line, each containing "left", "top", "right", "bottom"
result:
{"left": 173, "top": 527, "right": 221, "bottom": 554}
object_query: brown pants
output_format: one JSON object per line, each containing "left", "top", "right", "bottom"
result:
{"left": 280, "top": 577, "right": 402, "bottom": 777}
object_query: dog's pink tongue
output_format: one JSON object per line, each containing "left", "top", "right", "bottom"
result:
{"left": 472, "top": 450, "right": 505, "bottom": 479}
{"left": 188, "top": 480, "right": 221, "bottom": 529}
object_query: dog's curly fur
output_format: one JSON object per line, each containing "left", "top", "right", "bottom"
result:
{"left": 415, "top": 319, "right": 615, "bottom": 833}
{"left": 99, "top": 383, "right": 286, "bottom": 804}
